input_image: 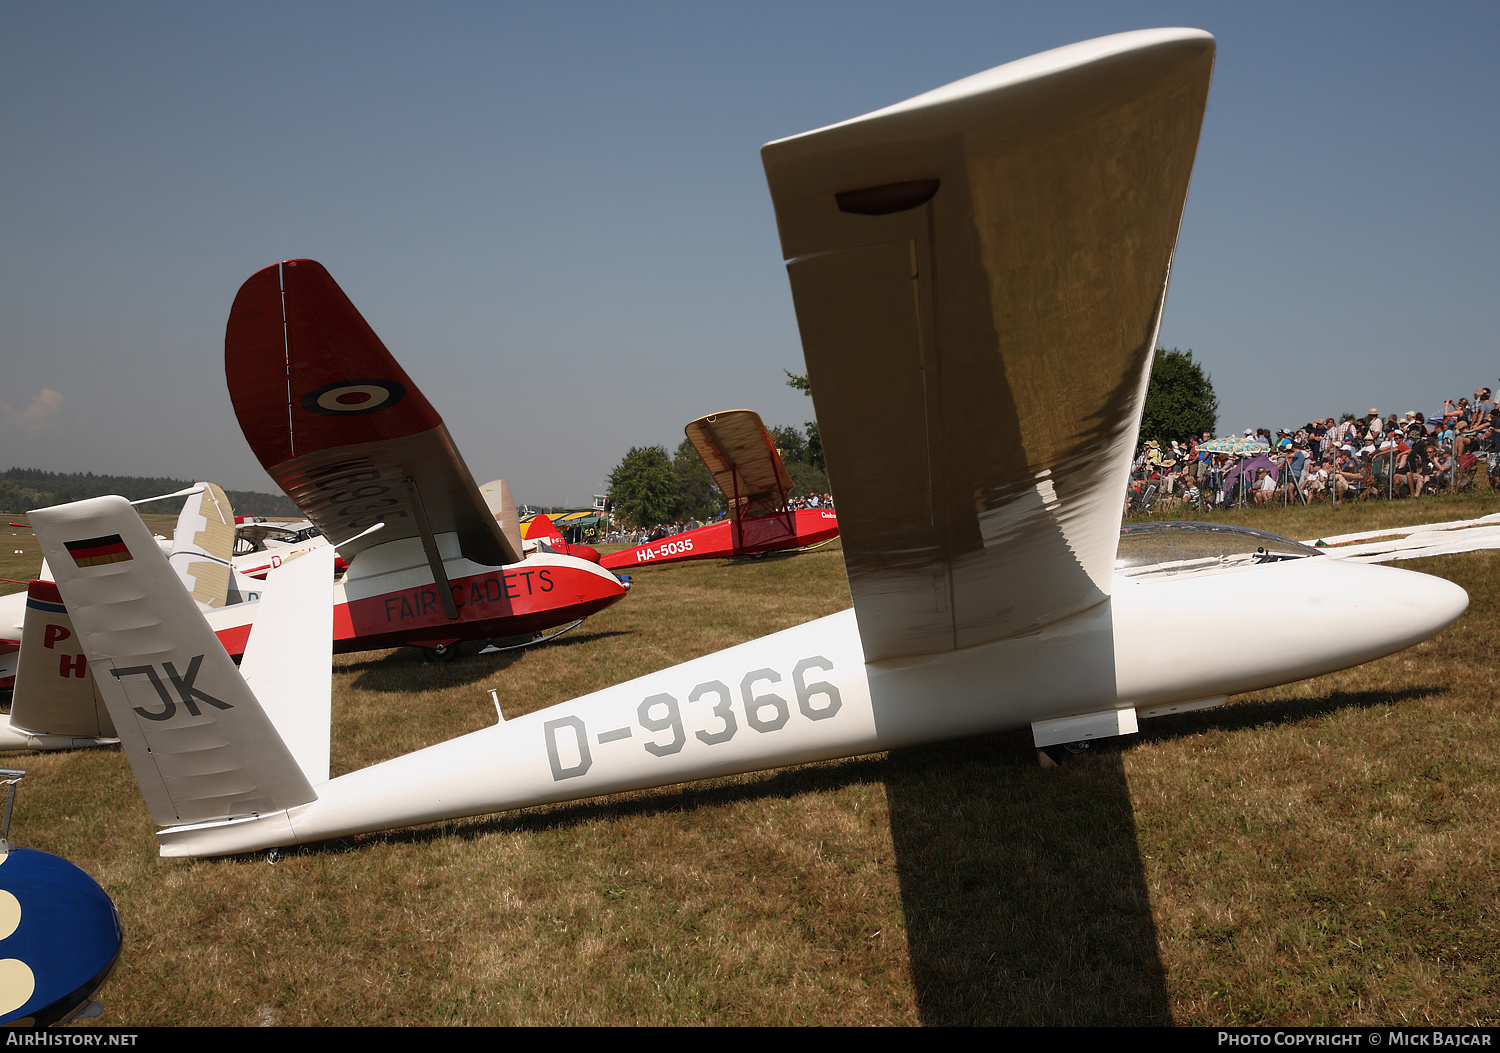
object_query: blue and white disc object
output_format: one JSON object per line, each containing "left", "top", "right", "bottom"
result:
{"left": 0, "top": 847, "right": 122, "bottom": 1026}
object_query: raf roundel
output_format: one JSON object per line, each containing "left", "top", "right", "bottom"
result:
{"left": 301, "top": 379, "right": 406, "bottom": 416}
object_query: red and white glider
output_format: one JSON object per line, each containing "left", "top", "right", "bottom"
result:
{"left": 221, "top": 260, "right": 629, "bottom": 659}
{"left": 600, "top": 409, "right": 839, "bottom": 570}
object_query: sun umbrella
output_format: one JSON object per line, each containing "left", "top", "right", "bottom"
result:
{"left": 1198, "top": 436, "right": 1270, "bottom": 456}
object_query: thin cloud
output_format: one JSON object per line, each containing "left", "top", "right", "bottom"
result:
{"left": 2, "top": 389, "right": 64, "bottom": 433}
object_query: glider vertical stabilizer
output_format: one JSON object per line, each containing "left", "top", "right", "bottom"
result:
{"left": 237, "top": 543, "right": 335, "bottom": 784}
{"left": 479, "top": 480, "right": 524, "bottom": 558}
{"left": 167, "top": 483, "right": 236, "bottom": 608}
{"left": 0, "top": 580, "right": 118, "bottom": 750}
{"left": 29, "top": 498, "right": 318, "bottom": 833}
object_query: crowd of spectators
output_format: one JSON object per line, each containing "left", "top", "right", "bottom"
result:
{"left": 1129, "top": 386, "right": 1500, "bottom": 514}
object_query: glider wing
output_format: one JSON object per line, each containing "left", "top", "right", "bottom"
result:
{"left": 226, "top": 260, "right": 521, "bottom": 568}
{"left": 685, "top": 410, "right": 794, "bottom": 522}
{"left": 762, "top": 28, "right": 1213, "bottom": 660}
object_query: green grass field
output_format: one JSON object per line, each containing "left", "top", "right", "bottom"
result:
{"left": 1, "top": 496, "right": 1497, "bottom": 1025}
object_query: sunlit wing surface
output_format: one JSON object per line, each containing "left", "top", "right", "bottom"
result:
{"left": 762, "top": 28, "right": 1214, "bottom": 660}
{"left": 686, "top": 410, "right": 794, "bottom": 521}
{"left": 226, "top": 260, "right": 520, "bottom": 568}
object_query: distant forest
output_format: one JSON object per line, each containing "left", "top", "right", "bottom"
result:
{"left": 0, "top": 468, "right": 298, "bottom": 517}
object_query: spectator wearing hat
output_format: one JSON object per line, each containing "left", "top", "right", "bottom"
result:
{"left": 1252, "top": 467, "right": 1277, "bottom": 507}
{"left": 1303, "top": 460, "right": 1331, "bottom": 501}
{"left": 1332, "top": 451, "right": 1368, "bottom": 501}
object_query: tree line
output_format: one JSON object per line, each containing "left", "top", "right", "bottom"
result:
{"left": 1140, "top": 348, "right": 1218, "bottom": 445}
{"left": 604, "top": 348, "right": 1216, "bottom": 530}
{"left": 606, "top": 426, "right": 829, "bottom": 530}
{"left": 0, "top": 468, "right": 297, "bottom": 517}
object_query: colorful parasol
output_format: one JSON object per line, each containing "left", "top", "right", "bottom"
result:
{"left": 1197, "top": 437, "right": 1270, "bottom": 456}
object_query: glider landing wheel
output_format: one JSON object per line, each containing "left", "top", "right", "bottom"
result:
{"left": 1038, "top": 740, "right": 1091, "bottom": 767}
{"left": 422, "top": 642, "right": 462, "bottom": 663}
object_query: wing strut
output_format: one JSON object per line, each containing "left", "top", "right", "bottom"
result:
{"left": 403, "top": 475, "right": 460, "bottom": 620}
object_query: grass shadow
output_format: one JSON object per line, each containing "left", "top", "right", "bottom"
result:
{"left": 345, "top": 630, "right": 634, "bottom": 691}
{"left": 724, "top": 549, "right": 811, "bottom": 566}
{"left": 273, "top": 728, "right": 1171, "bottom": 1025}
{"left": 882, "top": 732, "right": 1170, "bottom": 1025}
{"left": 1132, "top": 685, "right": 1448, "bottom": 744}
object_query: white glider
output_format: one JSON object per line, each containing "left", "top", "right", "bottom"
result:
{"left": 30, "top": 29, "right": 1470, "bottom": 857}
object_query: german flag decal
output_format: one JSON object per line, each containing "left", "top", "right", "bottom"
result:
{"left": 65, "top": 534, "right": 133, "bottom": 567}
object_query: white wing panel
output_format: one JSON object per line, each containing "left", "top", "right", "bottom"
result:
{"left": 763, "top": 28, "right": 1214, "bottom": 659}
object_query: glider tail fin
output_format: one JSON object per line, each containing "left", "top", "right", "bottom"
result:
{"left": 168, "top": 482, "right": 235, "bottom": 608}
{"left": 238, "top": 542, "right": 334, "bottom": 784}
{"left": 480, "top": 479, "right": 523, "bottom": 559}
{"left": 529, "top": 513, "right": 566, "bottom": 547}
{"left": 29, "top": 497, "right": 319, "bottom": 832}
{"left": 0, "top": 579, "right": 118, "bottom": 749}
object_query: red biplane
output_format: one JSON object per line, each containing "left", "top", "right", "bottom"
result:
{"left": 222, "top": 260, "right": 629, "bottom": 660}
{"left": 599, "top": 409, "right": 839, "bottom": 571}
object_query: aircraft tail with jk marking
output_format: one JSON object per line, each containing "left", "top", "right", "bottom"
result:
{"left": 29, "top": 497, "right": 328, "bottom": 838}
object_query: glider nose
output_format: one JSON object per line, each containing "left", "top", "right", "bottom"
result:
{"left": 1372, "top": 564, "right": 1468, "bottom": 650}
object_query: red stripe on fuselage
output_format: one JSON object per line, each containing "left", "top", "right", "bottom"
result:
{"left": 207, "top": 561, "right": 624, "bottom": 656}
{"left": 599, "top": 509, "right": 838, "bottom": 570}
{"left": 338, "top": 562, "right": 625, "bottom": 652}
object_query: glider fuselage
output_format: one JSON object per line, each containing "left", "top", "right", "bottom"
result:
{"left": 207, "top": 537, "right": 626, "bottom": 655}
{"left": 600, "top": 508, "right": 840, "bottom": 570}
{"left": 159, "top": 553, "right": 1464, "bottom": 856}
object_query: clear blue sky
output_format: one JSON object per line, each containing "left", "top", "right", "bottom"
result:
{"left": 3, "top": 2, "right": 1496, "bottom": 505}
